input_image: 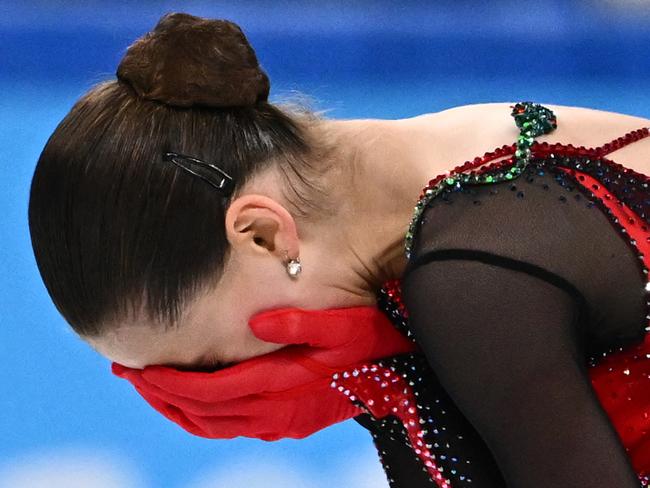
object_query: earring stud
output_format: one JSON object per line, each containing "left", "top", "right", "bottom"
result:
{"left": 284, "top": 250, "right": 302, "bottom": 278}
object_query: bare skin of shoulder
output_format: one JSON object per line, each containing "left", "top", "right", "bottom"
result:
{"left": 403, "top": 102, "right": 650, "bottom": 178}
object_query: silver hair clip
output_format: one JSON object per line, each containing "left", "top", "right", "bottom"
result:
{"left": 162, "top": 151, "right": 235, "bottom": 197}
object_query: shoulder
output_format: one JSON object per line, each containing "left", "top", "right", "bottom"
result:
{"left": 417, "top": 102, "right": 649, "bottom": 150}
{"left": 430, "top": 101, "right": 649, "bottom": 125}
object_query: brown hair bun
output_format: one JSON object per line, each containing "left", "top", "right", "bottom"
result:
{"left": 116, "top": 12, "right": 270, "bottom": 108}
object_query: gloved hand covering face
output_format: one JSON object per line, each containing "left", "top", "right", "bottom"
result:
{"left": 111, "top": 305, "right": 419, "bottom": 440}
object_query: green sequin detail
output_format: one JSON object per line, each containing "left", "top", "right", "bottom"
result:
{"left": 403, "top": 101, "right": 558, "bottom": 260}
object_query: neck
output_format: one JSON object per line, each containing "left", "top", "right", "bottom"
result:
{"left": 313, "top": 115, "right": 442, "bottom": 302}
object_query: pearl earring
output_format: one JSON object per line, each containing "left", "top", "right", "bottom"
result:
{"left": 284, "top": 249, "right": 302, "bottom": 278}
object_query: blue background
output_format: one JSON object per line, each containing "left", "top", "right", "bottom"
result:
{"left": 2, "top": 1, "right": 650, "bottom": 487}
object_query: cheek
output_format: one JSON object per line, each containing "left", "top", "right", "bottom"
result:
{"left": 219, "top": 266, "right": 290, "bottom": 362}
{"left": 220, "top": 311, "right": 285, "bottom": 363}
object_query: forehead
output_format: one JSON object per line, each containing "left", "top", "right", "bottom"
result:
{"left": 86, "top": 297, "right": 217, "bottom": 369}
{"left": 87, "top": 324, "right": 190, "bottom": 369}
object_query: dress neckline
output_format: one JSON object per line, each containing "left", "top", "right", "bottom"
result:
{"left": 403, "top": 102, "right": 650, "bottom": 260}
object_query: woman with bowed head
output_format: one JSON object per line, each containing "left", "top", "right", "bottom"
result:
{"left": 28, "top": 11, "right": 650, "bottom": 487}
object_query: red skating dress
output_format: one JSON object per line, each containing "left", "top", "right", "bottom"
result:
{"left": 334, "top": 102, "right": 650, "bottom": 487}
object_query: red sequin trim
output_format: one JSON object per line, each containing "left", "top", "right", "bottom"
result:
{"left": 331, "top": 363, "right": 453, "bottom": 487}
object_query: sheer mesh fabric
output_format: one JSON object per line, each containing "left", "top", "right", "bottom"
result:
{"left": 404, "top": 164, "right": 647, "bottom": 355}
{"left": 356, "top": 164, "right": 646, "bottom": 487}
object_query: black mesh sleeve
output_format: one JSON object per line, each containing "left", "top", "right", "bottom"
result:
{"left": 399, "top": 252, "right": 640, "bottom": 487}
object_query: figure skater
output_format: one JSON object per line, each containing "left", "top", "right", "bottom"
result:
{"left": 28, "top": 12, "right": 650, "bottom": 487}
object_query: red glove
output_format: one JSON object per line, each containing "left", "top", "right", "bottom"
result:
{"left": 111, "top": 306, "right": 419, "bottom": 441}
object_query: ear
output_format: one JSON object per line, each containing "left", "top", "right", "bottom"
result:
{"left": 224, "top": 194, "right": 300, "bottom": 259}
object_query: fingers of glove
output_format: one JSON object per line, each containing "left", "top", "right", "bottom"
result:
{"left": 249, "top": 306, "right": 391, "bottom": 348}
{"left": 128, "top": 371, "right": 262, "bottom": 417}
{"left": 111, "top": 362, "right": 130, "bottom": 377}
{"left": 180, "top": 408, "right": 274, "bottom": 439}
{"left": 179, "top": 385, "right": 364, "bottom": 440}
{"left": 124, "top": 351, "right": 322, "bottom": 403}
{"left": 132, "top": 384, "right": 210, "bottom": 438}
{"left": 134, "top": 384, "right": 262, "bottom": 440}
{"left": 129, "top": 375, "right": 322, "bottom": 418}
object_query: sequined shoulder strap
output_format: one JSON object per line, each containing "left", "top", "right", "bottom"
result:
{"left": 510, "top": 101, "right": 558, "bottom": 165}
{"left": 403, "top": 102, "right": 557, "bottom": 259}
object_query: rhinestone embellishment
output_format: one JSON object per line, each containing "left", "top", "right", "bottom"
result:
{"left": 329, "top": 102, "right": 650, "bottom": 487}
{"left": 404, "top": 101, "right": 558, "bottom": 260}
{"left": 286, "top": 258, "right": 302, "bottom": 277}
